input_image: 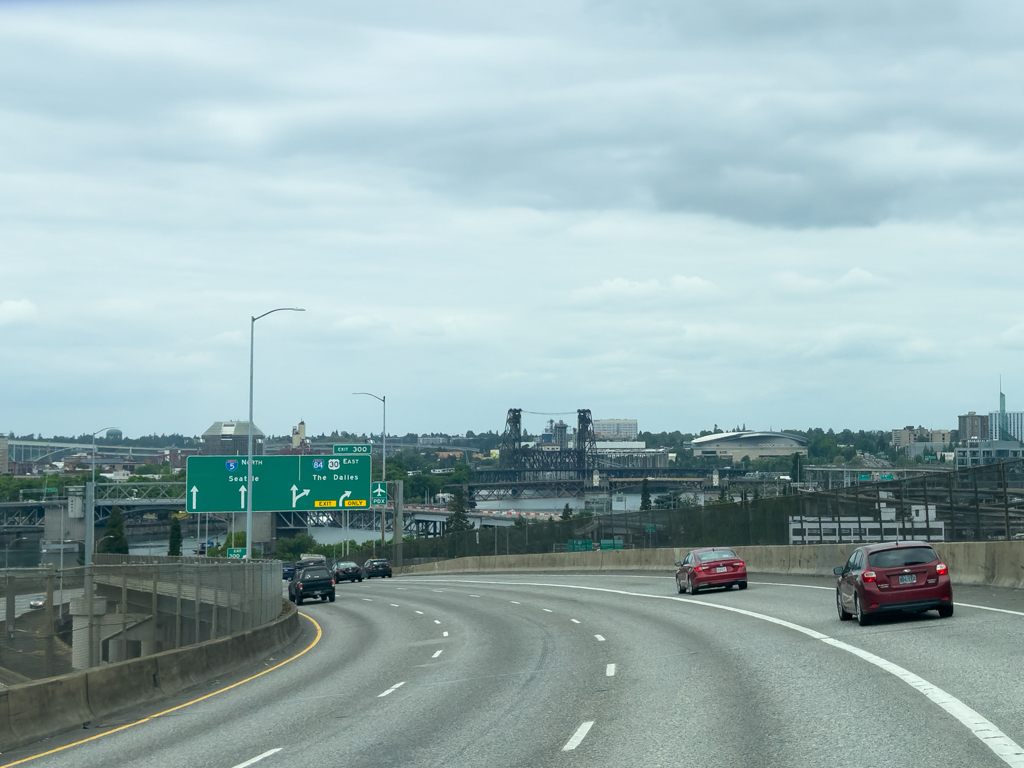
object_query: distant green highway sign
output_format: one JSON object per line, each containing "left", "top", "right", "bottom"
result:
{"left": 186, "top": 455, "right": 371, "bottom": 513}
{"left": 334, "top": 444, "right": 372, "bottom": 455}
{"left": 371, "top": 481, "right": 388, "bottom": 506}
{"left": 227, "top": 548, "right": 246, "bottom": 559}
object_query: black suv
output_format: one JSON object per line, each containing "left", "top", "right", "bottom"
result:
{"left": 364, "top": 558, "right": 392, "bottom": 579}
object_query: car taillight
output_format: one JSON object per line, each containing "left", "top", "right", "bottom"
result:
{"left": 735, "top": 561, "right": 745, "bottom": 568}
{"left": 331, "top": 579, "right": 335, "bottom": 585}
{"left": 298, "top": 582, "right": 303, "bottom": 589}
{"left": 936, "top": 562, "right": 948, "bottom": 575}
{"left": 696, "top": 566, "right": 707, "bottom": 571}
{"left": 862, "top": 571, "right": 876, "bottom": 583}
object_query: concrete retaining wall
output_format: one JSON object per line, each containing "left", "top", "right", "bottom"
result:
{"left": 0, "top": 601, "right": 299, "bottom": 753}
{"left": 397, "top": 541, "right": 1024, "bottom": 589}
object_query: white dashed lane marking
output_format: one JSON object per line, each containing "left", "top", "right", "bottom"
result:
{"left": 231, "top": 748, "right": 283, "bottom": 768}
{"left": 570, "top": 619, "right": 581, "bottom": 624}
{"left": 594, "top": 634, "right": 605, "bottom": 642}
{"left": 432, "top": 650, "right": 443, "bottom": 658}
{"left": 562, "top": 721, "right": 595, "bottom": 751}
{"left": 606, "top": 664, "right": 616, "bottom": 677}
{"left": 378, "top": 681, "right": 406, "bottom": 698}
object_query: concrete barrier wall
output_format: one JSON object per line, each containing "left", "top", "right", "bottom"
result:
{"left": 397, "top": 541, "right": 1024, "bottom": 589}
{"left": 0, "top": 601, "right": 299, "bottom": 753}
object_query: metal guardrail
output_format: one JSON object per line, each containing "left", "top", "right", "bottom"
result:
{"left": 0, "top": 557, "right": 281, "bottom": 685}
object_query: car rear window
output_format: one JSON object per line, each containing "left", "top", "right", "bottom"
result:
{"left": 697, "top": 549, "right": 738, "bottom": 562}
{"left": 301, "top": 568, "right": 330, "bottom": 579}
{"left": 337, "top": 562, "right": 357, "bottom": 568}
{"left": 869, "top": 547, "right": 938, "bottom": 568}
{"left": 370, "top": 560, "right": 389, "bottom": 565}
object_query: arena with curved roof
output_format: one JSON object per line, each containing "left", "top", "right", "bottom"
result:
{"left": 689, "top": 431, "right": 808, "bottom": 461}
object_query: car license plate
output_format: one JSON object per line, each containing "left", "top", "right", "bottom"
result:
{"left": 898, "top": 574, "right": 916, "bottom": 585}
{"left": 716, "top": 566, "right": 728, "bottom": 573}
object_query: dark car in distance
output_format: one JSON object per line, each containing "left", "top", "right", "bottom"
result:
{"left": 364, "top": 558, "right": 392, "bottom": 579}
{"left": 333, "top": 561, "right": 363, "bottom": 583}
{"left": 675, "top": 548, "right": 747, "bottom": 594}
{"left": 282, "top": 562, "right": 296, "bottom": 580}
{"left": 288, "top": 566, "right": 336, "bottom": 605}
{"left": 835, "top": 542, "right": 953, "bottom": 626}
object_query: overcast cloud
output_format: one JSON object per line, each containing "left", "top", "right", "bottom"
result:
{"left": 2, "top": 0, "right": 1023, "bottom": 439}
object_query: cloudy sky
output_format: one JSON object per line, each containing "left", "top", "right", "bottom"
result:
{"left": 3, "top": 1, "right": 1023, "bottom": 440}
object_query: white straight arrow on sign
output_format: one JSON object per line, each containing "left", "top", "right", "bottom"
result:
{"left": 191, "top": 486, "right": 198, "bottom": 510}
{"left": 239, "top": 485, "right": 246, "bottom": 510}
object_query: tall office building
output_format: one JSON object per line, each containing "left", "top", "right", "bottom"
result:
{"left": 958, "top": 412, "right": 989, "bottom": 441}
{"left": 594, "top": 419, "right": 639, "bottom": 441}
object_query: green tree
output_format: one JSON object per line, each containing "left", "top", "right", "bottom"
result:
{"left": 561, "top": 503, "right": 573, "bottom": 521}
{"left": 168, "top": 516, "right": 182, "bottom": 556}
{"left": 446, "top": 488, "right": 473, "bottom": 533}
{"left": 640, "top": 478, "right": 652, "bottom": 511}
{"left": 275, "top": 533, "right": 319, "bottom": 561}
{"left": 98, "top": 506, "right": 129, "bottom": 554}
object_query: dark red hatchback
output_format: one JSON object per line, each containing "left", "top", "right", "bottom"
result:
{"left": 834, "top": 542, "right": 953, "bottom": 626}
{"left": 675, "top": 547, "right": 747, "bottom": 594}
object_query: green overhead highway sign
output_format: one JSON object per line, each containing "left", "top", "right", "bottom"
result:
{"left": 227, "top": 548, "right": 246, "bottom": 559}
{"left": 334, "top": 444, "right": 372, "bottom": 455}
{"left": 186, "top": 455, "right": 371, "bottom": 513}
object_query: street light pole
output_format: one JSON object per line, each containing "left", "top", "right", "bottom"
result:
{"left": 86, "top": 427, "right": 117, "bottom": 566}
{"left": 4, "top": 538, "right": 29, "bottom": 568}
{"left": 246, "top": 307, "right": 305, "bottom": 561}
{"left": 353, "top": 392, "right": 386, "bottom": 547}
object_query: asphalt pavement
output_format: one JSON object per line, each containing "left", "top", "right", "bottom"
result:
{"left": 3, "top": 571, "right": 1024, "bottom": 768}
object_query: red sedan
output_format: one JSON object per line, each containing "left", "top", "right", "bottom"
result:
{"left": 675, "top": 548, "right": 747, "bottom": 594}
{"left": 834, "top": 542, "right": 953, "bottom": 626}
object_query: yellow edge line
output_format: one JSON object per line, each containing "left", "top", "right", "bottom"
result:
{"left": 1, "top": 611, "right": 322, "bottom": 767}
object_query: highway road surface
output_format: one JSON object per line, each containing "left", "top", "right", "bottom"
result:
{"left": 4, "top": 571, "right": 1024, "bottom": 767}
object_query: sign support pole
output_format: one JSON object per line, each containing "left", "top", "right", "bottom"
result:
{"left": 394, "top": 480, "right": 404, "bottom": 567}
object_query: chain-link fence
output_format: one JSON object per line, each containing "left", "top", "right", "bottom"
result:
{"left": 0, "top": 556, "right": 281, "bottom": 684}
{"left": 371, "top": 460, "right": 1024, "bottom": 566}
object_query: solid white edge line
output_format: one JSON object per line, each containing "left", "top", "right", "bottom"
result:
{"left": 606, "top": 663, "right": 616, "bottom": 677}
{"left": 594, "top": 634, "right": 605, "bottom": 642}
{"left": 821, "top": 638, "right": 1024, "bottom": 765}
{"left": 957, "top": 602, "right": 1024, "bottom": 618}
{"left": 432, "top": 649, "right": 443, "bottom": 658}
{"left": 562, "top": 721, "right": 595, "bottom": 751}
{"left": 232, "top": 748, "right": 283, "bottom": 768}
{"left": 417, "top": 578, "right": 1024, "bottom": 767}
{"left": 753, "top": 583, "right": 1024, "bottom": 617}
